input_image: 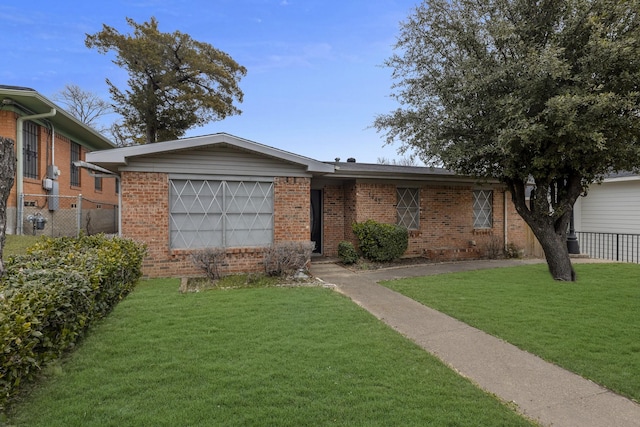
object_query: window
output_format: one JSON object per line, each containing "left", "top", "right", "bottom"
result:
{"left": 169, "top": 179, "right": 274, "bottom": 249}
{"left": 473, "top": 190, "right": 493, "bottom": 228}
{"left": 95, "top": 176, "right": 103, "bottom": 191}
{"left": 70, "top": 142, "right": 81, "bottom": 187}
{"left": 397, "top": 187, "right": 420, "bottom": 230}
{"left": 23, "top": 120, "right": 38, "bottom": 179}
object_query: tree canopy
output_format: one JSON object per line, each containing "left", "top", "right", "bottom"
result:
{"left": 375, "top": 0, "right": 640, "bottom": 280}
{"left": 86, "top": 17, "right": 247, "bottom": 144}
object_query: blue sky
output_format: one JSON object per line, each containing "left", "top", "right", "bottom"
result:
{"left": 1, "top": 0, "right": 419, "bottom": 163}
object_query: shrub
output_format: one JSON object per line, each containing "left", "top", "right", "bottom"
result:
{"left": 0, "top": 234, "right": 146, "bottom": 412}
{"left": 263, "top": 241, "right": 315, "bottom": 277}
{"left": 352, "top": 220, "right": 408, "bottom": 262}
{"left": 504, "top": 242, "right": 523, "bottom": 259}
{"left": 190, "top": 247, "right": 227, "bottom": 280}
{"left": 338, "top": 241, "right": 359, "bottom": 264}
{"left": 484, "top": 235, "right": 502, "bottom": 259}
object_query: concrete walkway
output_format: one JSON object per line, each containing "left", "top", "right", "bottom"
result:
{"left": 309, "top": 259, "right": 640, "bottom": 427}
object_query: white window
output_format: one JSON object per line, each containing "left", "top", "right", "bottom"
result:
{"left": 169, "top": 179, "right": 274, "bottom": 249}
{"left": 473, "top": 190, "right": 493, "bottom": 229}
{"left": 397, "top": 187, "right": 420, "bottom": 230}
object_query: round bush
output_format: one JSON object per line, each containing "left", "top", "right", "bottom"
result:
{"left": 338, "top": 241, "right": 359, "bottom": 264}
{"left": 352, "top": 220, "right": 408, "bottom": 262}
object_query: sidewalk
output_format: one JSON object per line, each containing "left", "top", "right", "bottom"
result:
{"left": 309, "top": 259, "right": 640, "bottom": 427}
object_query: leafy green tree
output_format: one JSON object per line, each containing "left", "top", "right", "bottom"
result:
{"left": 86, "top": 17, "right": 246, "bottom": 144}
{"left": 375, "top": 0, "right": 640, "bottom": 281}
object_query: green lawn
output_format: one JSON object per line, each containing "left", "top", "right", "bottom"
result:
{"left": 6, "top": 279, "right": 535, "bottom": 426}
{"left": 2, "top": 234, "right": 40, "bottom": 257}
{"left": 383, "top": 263, "right": 640, "bottom": 402}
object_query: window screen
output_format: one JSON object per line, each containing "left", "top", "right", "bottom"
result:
{"left": 397, "top": 187, "right": 420, "bottom": 230}
{"left": 169, "top": 179, "right": 274, "bottom": 249}
{"left": 473, "top": 190, "right": 493, "bottom": 228}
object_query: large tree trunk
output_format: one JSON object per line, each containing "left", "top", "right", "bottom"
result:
{"left": 0, "top": 137, "right": 17, "bottom": 277}
{"left": 506, "top": 176, "right": 581, "bottom": 282}
{"left": 527, "top": 219, "right": 576, "bottom": 281}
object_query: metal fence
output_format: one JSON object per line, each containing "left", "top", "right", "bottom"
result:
{"left": 18, "top": 194, "right": 118, "bottom": 237}
{"left": 576, "top": 231, "right": 640, "bottom": 263}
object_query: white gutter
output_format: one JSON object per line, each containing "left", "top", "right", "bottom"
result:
{"left": 16, "top": 108, "right": 57, "bottom": 234}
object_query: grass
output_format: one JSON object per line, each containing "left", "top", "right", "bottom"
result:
{"left": 382, "top": 262, "right": 640, "bottom": 402}
{"left": 2, "top": 234, "right": 40, "bottom": 257}
{"left": 6, "top": 279, "right": 535, "bottom": 426}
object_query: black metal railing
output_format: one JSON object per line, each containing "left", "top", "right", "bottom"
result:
{"left": 576, "top": 231, "right": 640, "bottom": 263}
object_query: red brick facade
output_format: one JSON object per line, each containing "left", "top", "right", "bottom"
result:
{"left": 1, "top": 110, "right": 118, "bottom": 235}
{"left": 124, "top": 172, "right": 311, "bottom": 278}
{"left": 319, "top": 181, "right": 528, "bottom": 262}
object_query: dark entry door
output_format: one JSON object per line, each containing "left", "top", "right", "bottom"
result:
{"left": 310, "top": 189, "right": 322, "bottom": 253}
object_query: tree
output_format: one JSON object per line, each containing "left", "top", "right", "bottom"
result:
{"left": 53, "top": 84, "right": 112, "bottom": 132}
{"left": 375, "top": 0, "right": 640, "bottom": 281}
{"left": 85, "top": 17, "right": 247, "bottom": 144}
{"left": 0, "top": 137, "right": 16, "bottom": 276}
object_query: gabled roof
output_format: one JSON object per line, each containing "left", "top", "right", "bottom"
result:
{"left": 86, "top": 132, "right": 336, "bottom": 174}
{"left": 0, "top": 85, "right": 115, "bottom": 150}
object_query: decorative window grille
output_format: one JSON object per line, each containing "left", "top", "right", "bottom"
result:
{"left": 397, "top": 187, "right": 420, "bottom": 230}
{"left": 70, "top": 142, "right": 81, "bottom": 187}
{"left": 473, "top": 190, "right": 493, "bottom": 228}
{"left": 23, "top": 120, "right": 38, "bottom": 179}
{"left": 169, "top": 179, "right": 274, "bottom": 249}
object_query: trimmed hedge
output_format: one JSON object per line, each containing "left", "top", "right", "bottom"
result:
{"left": 0, "top": 234, "right": 146, "bottom": 412}
{"left": 352, "top": 220, "right": 408, "bottom": 262}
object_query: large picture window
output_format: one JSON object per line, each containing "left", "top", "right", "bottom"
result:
{"left": 169, "top": 179, "right": 274, "bottom": 249}
{"left": 473, "top": 190, "right": 493, "bottom": 229}
{"left": 397, "top": 187, "right": 420, "bottom": 230}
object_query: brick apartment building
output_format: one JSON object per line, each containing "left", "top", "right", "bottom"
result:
{"left": 0, "top": 85, "right": 118, "bottom": 237}
{"left": 87, "top": 133, "right": 530, "bottom": 278}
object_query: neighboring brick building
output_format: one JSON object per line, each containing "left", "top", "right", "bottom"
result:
{"left": 87, "top": 133, "right": 531, "bottom": 278}
{"left": 0, "top": 85, "right": 118, "bottom": 237}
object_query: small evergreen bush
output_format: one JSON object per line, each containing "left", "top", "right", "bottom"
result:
{"left": 352, "top": 220, "right": 408, "bottom": 262}
{"left": 337, "top": 241, "right": 359, "bottom": 264}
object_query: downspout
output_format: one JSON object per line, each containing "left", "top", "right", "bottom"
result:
{"left": 504, "top": 190, "right": 508, "bottom": 249}
{"left": 16, "top": 109, "right": 57, "bottom": 234}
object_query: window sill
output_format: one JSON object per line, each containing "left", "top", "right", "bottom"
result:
{"left": 473, "top": 228, "right": 493, "bottom": 235}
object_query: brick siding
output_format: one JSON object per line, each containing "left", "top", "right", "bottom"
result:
{"left": 123, "top": 172, "right": 312, "bottom": 278}
{"left": 320, "top": 181, "right": 528, "bottom": 261}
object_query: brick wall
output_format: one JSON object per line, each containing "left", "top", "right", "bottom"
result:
{"left": 123, "top": 172, "right": 312, "bottom": 278}
{"left": 322, "top": 184, "right": 345, "bottom": 256}
{"left": 274, "top": 176, "right": 310, "bottom": 242}
{"left": 319, "top": 180, "right": 529, "bottom": 261}
{"left": 1, "top": 110, "right": 118, "bottom": 207}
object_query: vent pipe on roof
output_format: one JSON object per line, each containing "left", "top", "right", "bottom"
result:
{"left": 347, "top": 157, "right": 356, "bottom": 163}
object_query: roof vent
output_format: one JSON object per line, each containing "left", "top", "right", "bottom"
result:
{"left": 347, "top": 157, "right": 356, "bottom": 163}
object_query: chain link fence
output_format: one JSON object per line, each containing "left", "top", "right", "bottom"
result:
{"left": 18, "top": 194, "right": 118, "bottom": 237}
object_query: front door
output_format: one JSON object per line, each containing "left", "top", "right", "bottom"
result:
{"left": 310, "top": 189, "right": 322, "bottom": 253}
